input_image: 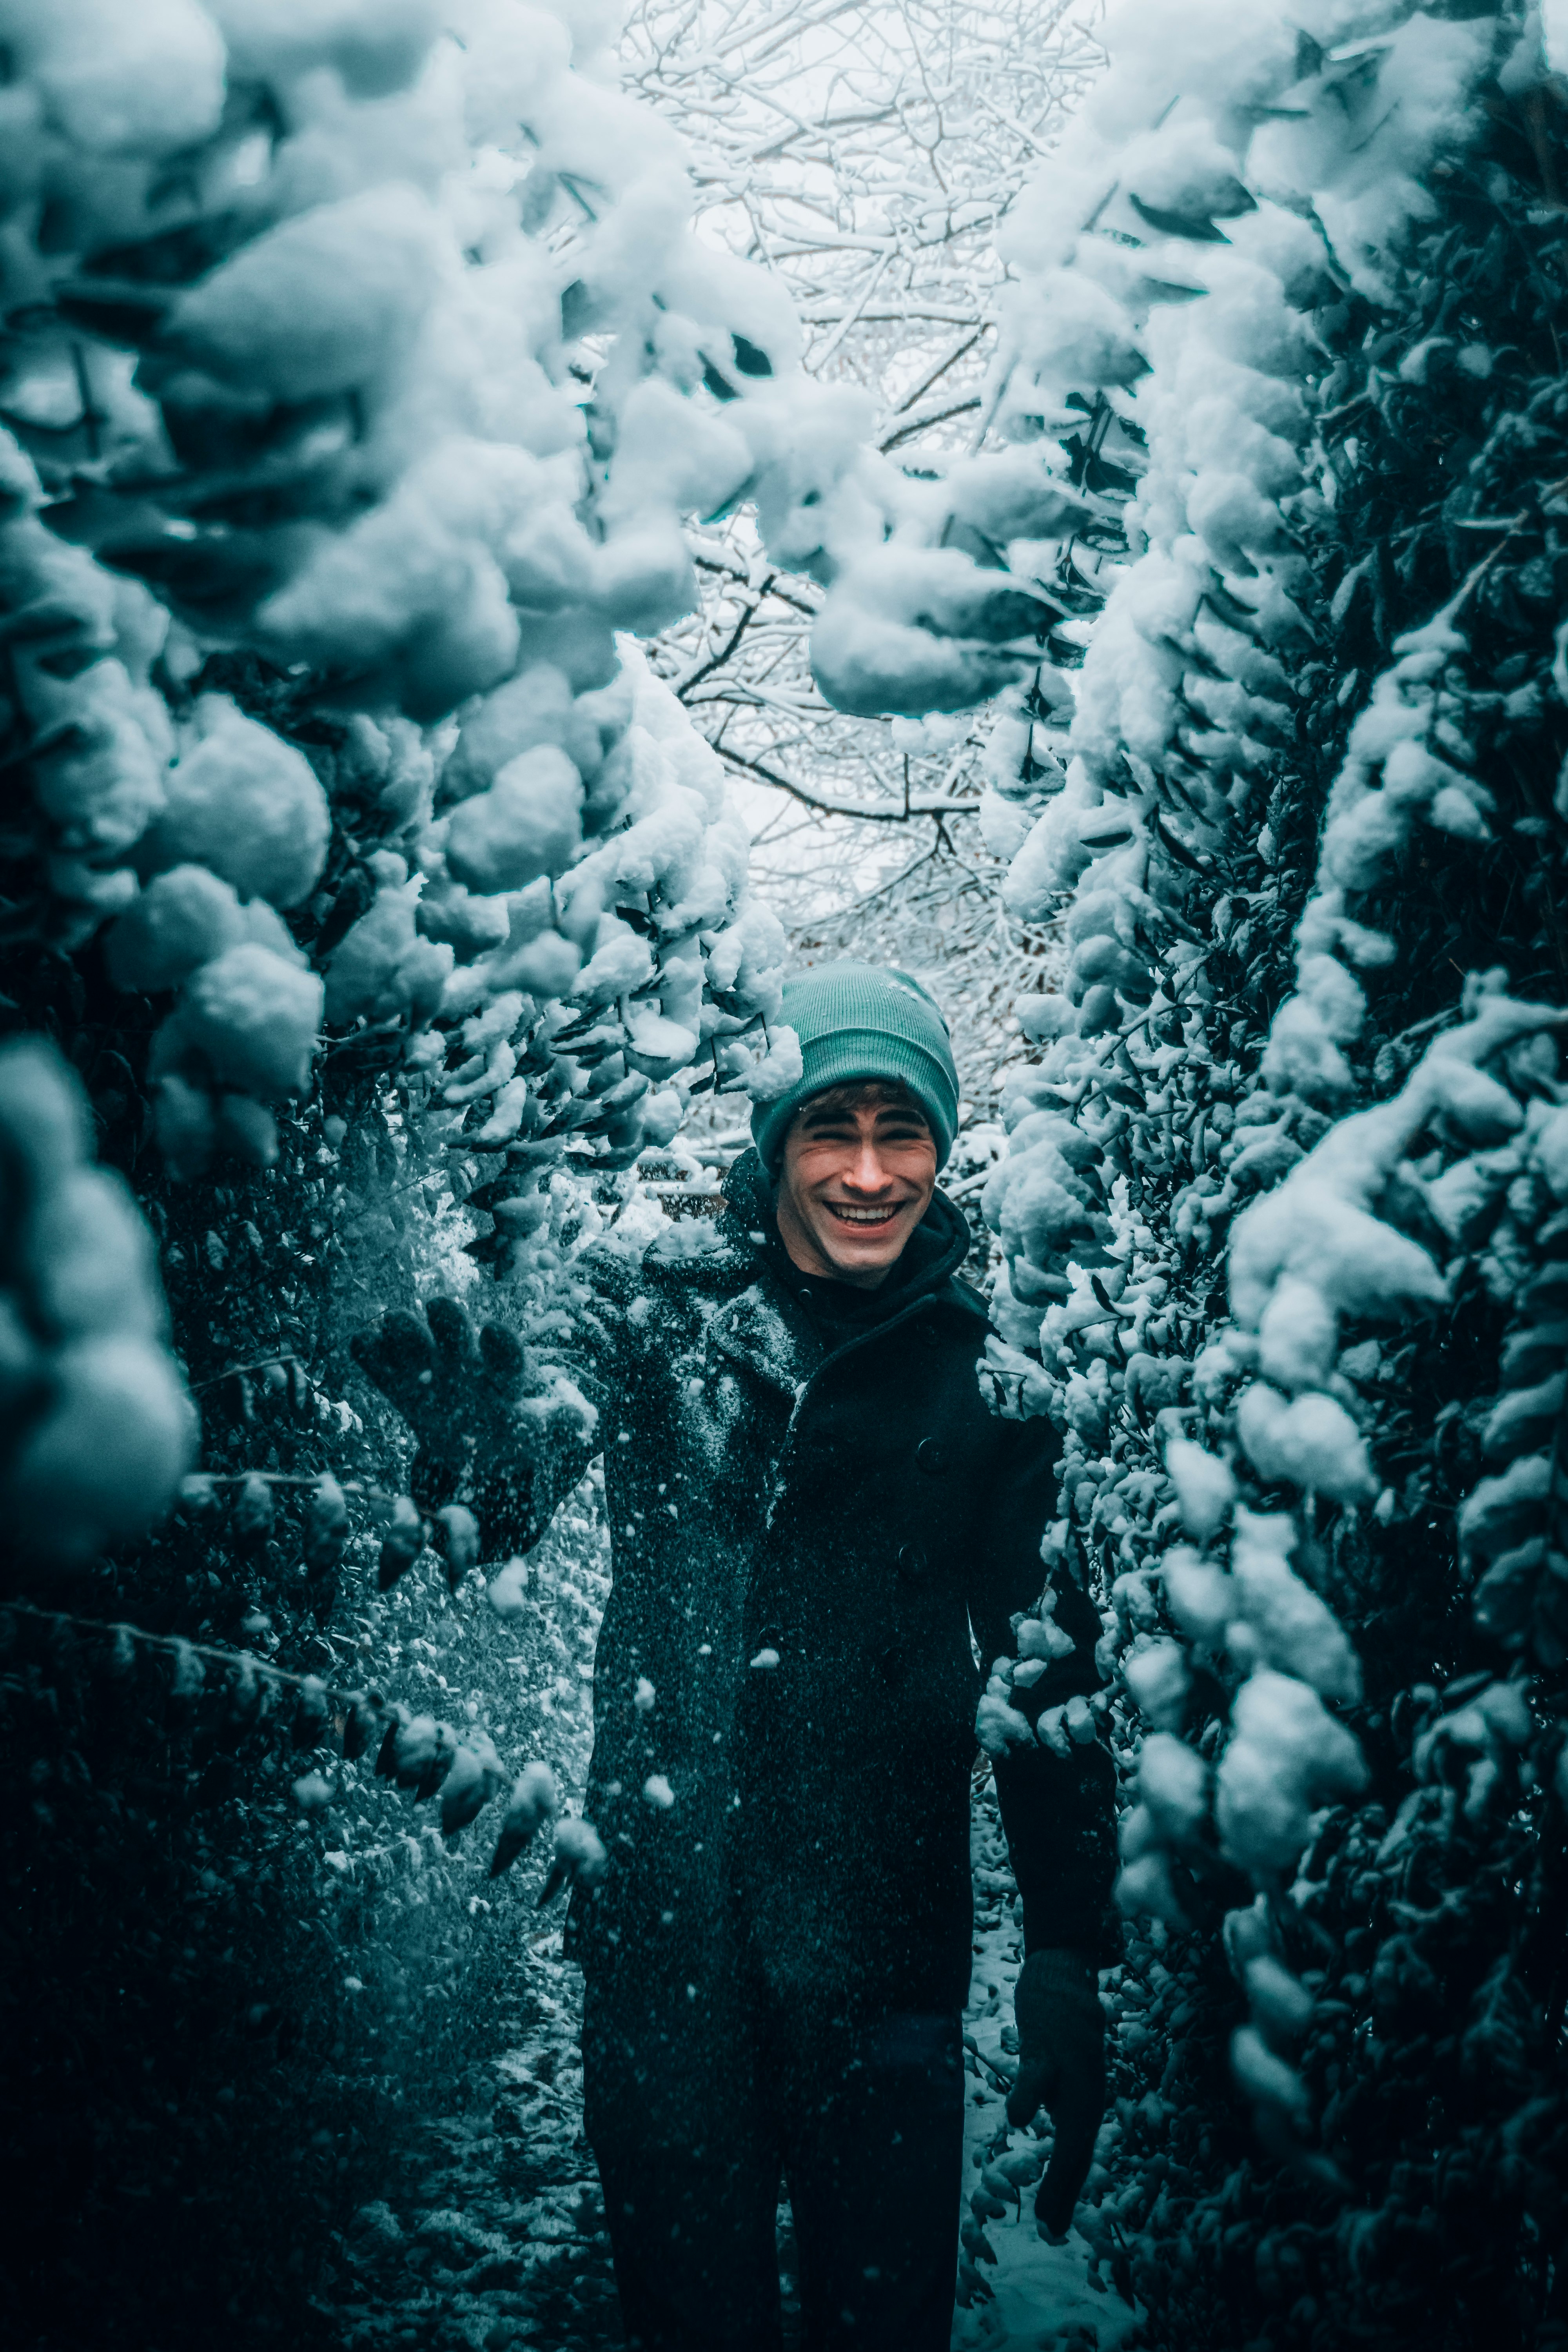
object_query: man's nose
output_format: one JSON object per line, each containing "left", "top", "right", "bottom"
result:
{"left": 844, "top": 1139, "right": 891, "bottom": 1191}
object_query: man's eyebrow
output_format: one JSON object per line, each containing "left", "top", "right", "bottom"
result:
{"left": 799, "top": 1108, "right": 931, "bottom": 1136}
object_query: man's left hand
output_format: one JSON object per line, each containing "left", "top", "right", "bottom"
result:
{"left": 1005, "top": 1945, "right": 1106, "bottom": 2240}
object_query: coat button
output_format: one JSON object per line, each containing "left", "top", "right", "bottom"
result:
{"left": 897, "top": 1543, "right": 929, "bottom": 1584}
{"left": 916, "top": 1437, "right": 949, "bottom": 1475}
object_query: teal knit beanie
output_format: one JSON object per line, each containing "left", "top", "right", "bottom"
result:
{"left": 751, "top": 962, "right": 960, "bottom": 1172}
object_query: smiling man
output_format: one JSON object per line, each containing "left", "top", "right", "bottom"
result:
{"left": 352, "top": 961, "right": 1114, "bottom": 2352}
{"left": 773, "top": 1080, "right": 937, "bottom": 1276}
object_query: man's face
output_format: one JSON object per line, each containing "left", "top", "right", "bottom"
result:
{"left": 774, "top": 1085, "right": 939, "bottom": 1289}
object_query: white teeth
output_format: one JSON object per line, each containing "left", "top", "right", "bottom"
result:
{"left": 829, "top": 1205, "right": 896, "bottom": 1223}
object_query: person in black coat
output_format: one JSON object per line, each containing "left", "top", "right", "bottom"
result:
{"left": 353, "top": 962, "right": 1115, "bottom": 2352}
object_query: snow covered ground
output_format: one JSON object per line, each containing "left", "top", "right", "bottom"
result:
{"left": 323, "top": 1930, "right": 616, "bottom": 2351}
{"left": 955, "top": 1835, "right": 1141, "bottom": 2352}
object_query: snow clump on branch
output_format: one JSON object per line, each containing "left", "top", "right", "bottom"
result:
{"left": 0, "top": 1038, "right": 194, "bottom": 1571}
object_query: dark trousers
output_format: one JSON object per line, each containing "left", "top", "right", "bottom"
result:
{"left": 581, "top": 1967, "right": 964, "bottom": 2352}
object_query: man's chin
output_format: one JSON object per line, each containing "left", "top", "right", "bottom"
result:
{"left": 812, "top": 1210, "right": 909, "bottom": 1277}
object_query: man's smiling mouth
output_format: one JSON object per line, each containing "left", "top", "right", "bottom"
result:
{"left": 825, "top": 1202, "right": 901, "bottom": 1226}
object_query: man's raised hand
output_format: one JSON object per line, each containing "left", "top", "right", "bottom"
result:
{"left": 350, "top": 1296, "right": 535, "bottom": 1546}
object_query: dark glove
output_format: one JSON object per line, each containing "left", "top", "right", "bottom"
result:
{"left": 1005, "top": 1944, "right": 1106, "bottom": 2240}
{"left": 350, "top": 1295, "right": 538, "bottom": 1550}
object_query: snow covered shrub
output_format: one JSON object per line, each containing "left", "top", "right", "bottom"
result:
{"left": 961, "top": 5, "right": 1568, "bottom": 2344}
{"left": 0, "top": 1464, "right": 616, "bottom": 2348}
{"left": 0, "top": 0, "right": 827, "bottom": 1193}
{"left": 0, "top": 1037, "right": 194, "bottom": 1567}
{"left": 0, "top": 946, "right": 637, "bottom": 2333}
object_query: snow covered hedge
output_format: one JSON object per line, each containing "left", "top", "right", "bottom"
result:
{"left": 963, "top": 4, "right": 1568, "bottom": 2342}
{"left": 6, "top": 0, "right": 821, "bottom": 1189}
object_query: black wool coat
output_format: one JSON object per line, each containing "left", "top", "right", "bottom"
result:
{"left": 506, "top": 1150, "right": 1115, "bottom": 2018}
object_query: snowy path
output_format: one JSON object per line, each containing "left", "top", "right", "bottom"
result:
{"left": 323, "top": 1922, "right": 620, "bottom": 2351}
{"left": 318, "top": 1785, "right": 1135, "bottom": 2351}
{"left": 955, "top": 1911, "right": 1139, "bottom": 2352}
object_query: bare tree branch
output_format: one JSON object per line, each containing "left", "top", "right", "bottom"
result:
{"left": 693, "top": 555, "right": 819, "bottom": 617}
{"left": 670, "top": 576, "right": 777, "bottom": 699}
{"left": 888, "top": 325, "right": 989, "bottom": 416}
{"left": 714, "top": 742, "right": 980, "bottom": 821}
{"left": 880, "top": 396, "right": 982, "bottom": 452}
